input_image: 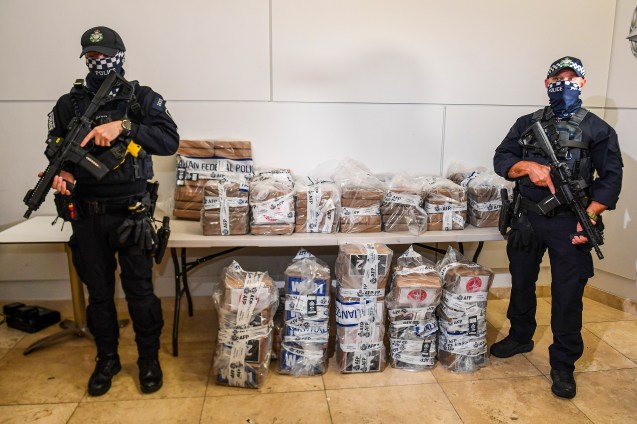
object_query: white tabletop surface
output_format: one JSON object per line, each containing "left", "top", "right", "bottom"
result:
{"left": 0, "top": 216, "right": 503, "bottom": 247}
{"left": 0, "top": 216, "right": 72, "bottom": 244}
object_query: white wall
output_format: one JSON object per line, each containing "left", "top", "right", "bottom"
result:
{"left": 1, "top": 0, "right": 634, "bottom": 300}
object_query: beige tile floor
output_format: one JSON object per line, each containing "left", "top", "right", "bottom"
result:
{"left": 0, "top": 295, "right": 636, "bottom": 424}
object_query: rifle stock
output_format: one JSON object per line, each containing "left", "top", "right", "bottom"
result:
{"left": 524, "top": 121, "right": 604, "bottom": 259}
{"left": 23, "top": 72, "right": 134, "bottom": 218}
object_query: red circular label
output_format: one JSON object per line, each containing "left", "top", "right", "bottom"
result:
{"left": 466, "top": 277, "right": 482, "bottom": 293}
{"left": 407, "top": 289, "right": 427, "bottom": 302}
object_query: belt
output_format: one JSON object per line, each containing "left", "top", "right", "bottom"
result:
{"left": 519, "top": 197, "right": 573, "bottom": 217}
{"left": 78, "top": 198, "right": 134, "bottom": 216}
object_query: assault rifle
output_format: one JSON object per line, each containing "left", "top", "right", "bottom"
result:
{"left": 520, "top": 121, "right": 604, "bottom": 259}
{"left": 23, "top": 71, "right": 135, "bottom": 218}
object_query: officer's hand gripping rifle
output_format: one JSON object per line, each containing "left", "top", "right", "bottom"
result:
{"left": 521, "top": 121, "right": 604, "bottom": 259}
{"left": 23, "top": 71, "right": 135, "bottom": 218}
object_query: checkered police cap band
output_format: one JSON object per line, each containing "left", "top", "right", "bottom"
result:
{"left": 86, "top": 50, "right": 125, "bottom": 72}
{"left": 547, "top": 57, "right": 586, "bottom": 78}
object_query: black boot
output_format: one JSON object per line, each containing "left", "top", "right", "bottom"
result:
{"left": 550, "top": 369, "right": 577, "bottom": 399}
{"left": 138, "top": 356, "right": 163, "bottom": 394}
{"left": 88, "top": 354, "right": 121, "bottom": 396}
{"left": 490, "top": 336, "right": 534, "bottom": 358}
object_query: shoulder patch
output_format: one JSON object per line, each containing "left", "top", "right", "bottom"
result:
{"left": 47, "top": 111, "right": 55, "bottom": 132}
{"left": 151, "top": 95, "right": 166, "bottom": 112}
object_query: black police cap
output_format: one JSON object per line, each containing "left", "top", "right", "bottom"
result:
{"left": 80, "top": 26, "right": 125, "bottom": 58}
{"left": 547, "top": 56, "right": 586, "bottom": 78}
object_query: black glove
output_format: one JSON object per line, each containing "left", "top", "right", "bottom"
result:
{"left": 115, "top": 215, "right": 158, "bottom": 252}
{"left": 507, "top": 213, "right": 542, "bottom": 254}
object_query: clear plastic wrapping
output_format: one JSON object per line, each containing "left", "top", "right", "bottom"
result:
{"left": 466, "top": 171, "right": 515, "bottom": 228}
{"left": 249, "top": 169, "right": 295, "bottom": 235}
{"left": 294, "top": 177, "right": 341, "bottom": 233}
{"left": 385, "top": 246, "right": 442, "bottom": 370}
{"left": 213, "top": 261, "right": 279, "bottom": 388}
{"left": 333, "top": 159, "right": 386, "bottom": 233}
{"left": 381, "top": 173, "right": 428, "bottom": 234}
{"left": 201, "top": 176, "right": 250, "bottom": 235}
{"left": 278, "top": 249, "right": 331, "bottom": 376}
{"left": 424, "top": 177, "right": 467, "bottom": 231}
{"left": 335, "top": 243, "right": 393, "bottom": 373}
{"left": 436, "top": 247, "right": 494, "bottom": 373}
{"left": 174, "top": 139, "right": 254, "bottom": 220}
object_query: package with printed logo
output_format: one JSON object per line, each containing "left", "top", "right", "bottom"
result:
{"left": 385, "top": 246, "right": 442, "bottom": 370}
{"left": 436, "top": 247, "right": 493, "bottom": 372}
{"left": 332, "top": 159, "right": 385, "bottom": 233}
{"left": 294, "top": 177, "right": 341, "bottom": 233}
{"left": 381, "top": 173, "right": 428, "bottom": 234}
{"left": 278, "top": 249, "right": 331, "bottom": 376}
{"left": 173, "top": 139, "right": 253, "bottom": 220}
{"left": 213, "top": 261, "right": 278, "bottom": 388}
{"left": 335, "top": 243, "right": 393, "bottom": 373}
{"left": 466, "top": 171, "right": 514, "bottom": 228}
{"left": 424, "top": 178, "right": 467, "bottom": 231}
{"left": 249, "top": 169, "right": 295, "bottom": 235}
{"left": 201, "top": 176, "right": 250, "bottom": 235}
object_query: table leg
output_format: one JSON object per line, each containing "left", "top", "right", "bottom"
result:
{"left": 23, "top": 244, "right": 91, "bottom": 355}
{"left": 23, "top": 243, "right": 128, "bottom": 355}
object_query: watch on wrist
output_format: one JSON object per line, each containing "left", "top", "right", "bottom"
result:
{"left": 121, "top": 119, "right": 132, "bottom": 136}
{"left": 586, "top": 211, "right": 598, "bottom": 222}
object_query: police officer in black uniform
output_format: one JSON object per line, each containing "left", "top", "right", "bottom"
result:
{"left": 48, "top": 26, "right": 179, "bottom": 396}
{"left": 491, "top": 57, "right": 623, "bottom": 399}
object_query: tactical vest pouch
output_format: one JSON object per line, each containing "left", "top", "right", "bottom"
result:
{"left": 54, "top": 192, "right": 79, "bottom": 222}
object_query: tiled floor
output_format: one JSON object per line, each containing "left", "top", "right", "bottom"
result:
{"left": 1, "top": 295, "right": 636, "bottom": 424}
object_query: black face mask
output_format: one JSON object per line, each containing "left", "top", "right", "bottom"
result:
{"left": 547, "top": 80, "right": 582, "bottom": 118}
{"left": 85, "top": 51, "right": 125, "bottom": 93}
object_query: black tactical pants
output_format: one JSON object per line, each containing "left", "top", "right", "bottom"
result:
{"left": 506, "top": 211, "right": 594, "bottom": 372}
{"left": 69, "top": 210, "right": 163, "bottom": 358}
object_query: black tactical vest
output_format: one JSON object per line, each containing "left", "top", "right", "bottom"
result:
{"left": 69, "top": 82, "right": 153, "bottom": 185}
{"left": 521, "top": 106, "right": 592, "bottom": 194}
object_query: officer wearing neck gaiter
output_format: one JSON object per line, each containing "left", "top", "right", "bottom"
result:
{"left": 47, "top": 26, "right": 179, "bottom": 396}
{"left": 492, "top": 57, "right": 623, "bottom": 399}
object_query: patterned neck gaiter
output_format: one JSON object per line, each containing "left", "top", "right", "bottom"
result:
{"left": 85, "top": 50, "right": 125, "bottom": 94}
{"left": 548, "top": 80, "right": 582, "bottom": 118}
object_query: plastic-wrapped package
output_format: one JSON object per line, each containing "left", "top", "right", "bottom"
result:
{"left": 436, "top": 247, "right": 494, "bottom": 373}
{"left": 424, "top": 178, "right": 467, "bottom": 231}
{"left": 249, "top": 169, "right": 295, "bottom": 235}
{"left": 213, "top": 261, "right": 278, "bottom": 388}
{"left": 446, "top": 162, "right": 475, "bottom": 186}
{"left": 385, "top": 246, "right": 442, "bottom": 370}
{"left": 294, "top": 177, "right": 341, "bottom": 233}
{"left": 174, "top": 139, "right": 254, "bottom": 220}
{"left": 332, "top": 159, "right": 385, "bottom": 233}
{"left": 335, "top": 243, "right": 393, "bottom": 373}
{"left": 466, "top": 171, "right": 514, "bottom": 228}
{"left": 278, "top": 249, "right": 331, "bottom": 376}
{"left": 201, "top": 176, "right": 250, "bottom": 235}
{"left": 381, "top": 173, "right": 428, "bottom": 234}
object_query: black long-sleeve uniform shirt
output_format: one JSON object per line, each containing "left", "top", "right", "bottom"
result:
{"left": 48, "top": 83, "right": 179, "bottom": 197}
{"left": 493, "top": 110, "right": 623, "bottom": 210}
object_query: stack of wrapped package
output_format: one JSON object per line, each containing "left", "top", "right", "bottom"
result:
{"left": 294, "top": 177, "right": 340, "bottom": 233}
{"left": 385, "top": 247, "right": 442, "bottom": 370}
{"left": 278, "top": 249, "right": 331, "bottom": 376}
{"left": 201, "top": 176, "right": 250, "bottom": 235}
{"left": 333, "top": 160, "right": 385, "bottom": 233}
{"left": 335, "top": 243, "right": 393, "bottom": 373}
{"left": 436, "top": 247, "right": 494, "bottom": 372}
{"left": 466, "top": 171, "right": 514, "bottom": 228}
{"left": 213, "top": 261, "right": 278, "bottom": 388}
{"left": 424, "top": 177, "right": 467, "bottom": 231}
{"left": 381, "top": 174, "right": 428, "bottom": 234}
{"left": 249, "top": 169, "right": 295, "bottom": 235}
{"left": 174, "top": 139, "right": 253, "bottom": 220}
